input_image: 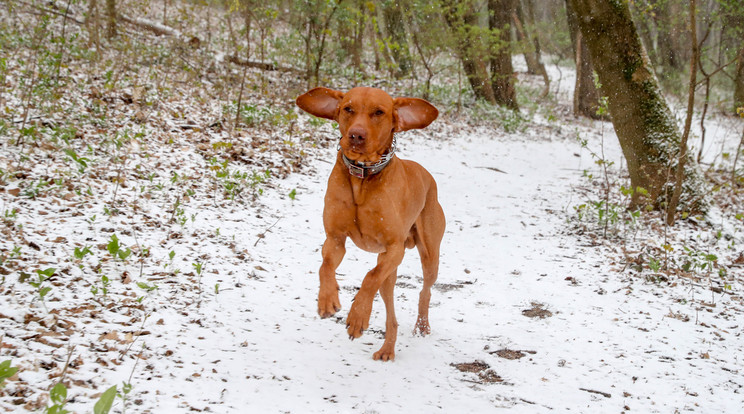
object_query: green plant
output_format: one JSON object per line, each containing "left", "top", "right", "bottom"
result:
{"left": 136, "top": 281, "right": 158, "bottom": 303}
{"left": 3, "top": 208, "right": 18, "bottom": 221}
{"left": 288, "top": 188, "right": 297, "bottom": 200}
{"left": 29, "top": 267, "right": 55, "bottom": 312}
{"left": 118, "top": 381, "right": 133, "bottom": 414}
{"left": 107, "top": 234, "right": 132, "bottom": 261}
{"left": 45, "top": 382, "right": 69, "bottom": 414}
{"left": 93, "top": 385, "right": 117, "bottom": 414}
{"left": 91, "top": 274, "right": 111, "bottom": 300}
{"left": 73, "top": 245, "right": 92, "bottom": 260}
{"left": 0, "top": 360, "right": 18, "bottom": 387}
{"left": 681, "top": 247, "right": 718, "bottom": 275}
{"left": 63, "top": 148, "right": 90, "bottom": 173}
{"left": 648, "top": 257, "right": 661, "bottom": 273}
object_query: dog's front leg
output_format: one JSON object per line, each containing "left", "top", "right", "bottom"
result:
{"left": 318, "top": 235, "right": 345, "bottom": 318}
{"left": 346, "top": 243, "right": 405, "bottom": 339}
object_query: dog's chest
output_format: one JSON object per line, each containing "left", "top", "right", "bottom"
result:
{"left": 330, "top": 186, "right": 405, "bottom": 252}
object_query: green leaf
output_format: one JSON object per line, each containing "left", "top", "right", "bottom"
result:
{"left": 50, "top": 382, "right": 67, "bottom": 404}
{"left": 39, "top": 287, "right": 52, "bottom": 298}
{"left": 107, "top": 235, "right": 120, "bottom": 256}
{"left": 118, "top": 248, "right": 132, "bottom": 261}
{"left": 36, "top": 268, "right": 56, "bottom": 278}
{"left": 93, "top": 385, "right": 117, "bottom": 414}
{"left": 0, "top": 360, "right": 19, "bottom": 384}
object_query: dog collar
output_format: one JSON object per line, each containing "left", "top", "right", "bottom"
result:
{"left": 340, "top": 137, "right": 397, "bottom": 179}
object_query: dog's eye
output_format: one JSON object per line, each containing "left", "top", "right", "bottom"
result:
{"left": 343, "top": 106, "right": 353, "bottom": 113}
{"left": 374, "top": 109, "right": 384, "bottom": 116}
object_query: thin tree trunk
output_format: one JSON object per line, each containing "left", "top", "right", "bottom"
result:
{"left": 734, "top": 45, "right": 744, "bottom": 113}
{"left": 513, "top": 7, "right": 540, "bottom": 75}
{"left": 351, "top": 0, "right": 366, "bottom": 72}
{"left": 565, "top": 0, "right": 605, "bottom": 120}
{"left": 106, "top": 0, "right": 116, "bottom": 39}
{"left": 242, "top": 0, "right": 252, "bottom": 60}
{"left": 522, "top": 0, "right": 550, "bottom": 96}
{"left": 87, "top": 0, "right": 100, "bottom": 47}
{"left": 488, "top": 0, "right": 519, "bottom": 110}
{"left": 382, "top": 0, "right": 411, "bottom": 78}
{"left": 666, "top": 0, "right": 698, "bottom": 225}
{"left": 442, "top": 1, "right": 496, "bottom": 104}
{"left": 567, "top": 0, "right": 707, "bottom": 212}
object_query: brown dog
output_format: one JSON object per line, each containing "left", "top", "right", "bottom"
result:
{"left": 296, "top": 87, "right": 445, "bottom": 361}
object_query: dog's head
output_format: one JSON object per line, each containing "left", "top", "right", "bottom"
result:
{"left": 296, "top": 87, "right": 438, "bottom": 163}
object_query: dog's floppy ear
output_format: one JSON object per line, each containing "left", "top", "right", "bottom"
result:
{"left": 393, "top": 97, "right": 439, "bottom": 132}
{"left": 296, "top": 87, "right": 344, "bottom": 120}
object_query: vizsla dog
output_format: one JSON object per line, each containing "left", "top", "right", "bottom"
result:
{"left": 296, "top": 87, "right": 445, "bottom": 361}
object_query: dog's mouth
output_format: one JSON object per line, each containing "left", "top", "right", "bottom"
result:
{"left": 340, "top": 138, "right": 382, "bottom": 164}
{"left": 342, "top": 148, "right": 382, "bottom": 164}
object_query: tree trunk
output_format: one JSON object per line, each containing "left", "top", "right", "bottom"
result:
{"left": 488, "top": 0, "right": 519, "bottom": 110}
{"left": 351, "top": 0, "right": 367, "bottom": 72}
{"left": 106, "top": 0, "right": 116, "bottom": 39}
{"left": 735, "top": 45, "right": 744, "bottom": 113}
{"left": 382, "top": 0, "right": 412, "bottom": 78}
{"left": 513, "top": 4, "right": 540, "bottom": 75}
{"left": 629, "top": 0, "right": 658, "bottom": 67}
{"left": 442, "top": 2, "right": 497, "bottom": 104}
{"left": 655, "top": 0, "right": 688, "bottom": 73}
{"left": 87, "top": 0, "right": 100, "bottom": 47}
{"left": 565, "top": 0, "right": 605, "bottom": 120}
{"left": 522, "top": 0, "right": 550, "bottom": 96}
{"left": 567, "top": 0, "right": 708, "bottom": 212}
{"left": 241, "top": 0, "right": 252, "bottom": 59}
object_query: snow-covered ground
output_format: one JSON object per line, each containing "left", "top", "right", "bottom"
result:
{"left": 2, "top": 106, "right": 743, "bottom": 413}
{"left": 1, "top": 33, "right": 743, "bottom": 412}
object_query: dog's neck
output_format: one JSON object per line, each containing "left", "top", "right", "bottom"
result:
{"left": 340, "top": 136, "right": 397, "bottom": 179}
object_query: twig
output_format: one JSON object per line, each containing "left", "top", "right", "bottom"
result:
{"left": 58, "top": 343, "right": 76, "bottom": 382}
{"left": 580, "top": 387, "right": 611, "bottom": 398}
{"left": 118, "top": 313, "right": 149, "bottom": 361}
{"left": 132, "top": 228, "right": 145, "bottom": 280}
{"left": 254, "top": 217, "right": 282, "bottom": 247}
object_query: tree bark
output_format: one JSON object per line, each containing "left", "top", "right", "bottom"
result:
{"left": 666, "top": 0, "right": 698, "bottom": 225}
{"left": 513, "top": 3, "right": 540, "bottom": 75}
{"left": 567, "top": 0, "right": 708, "bottom": 212}
{"left": 442, "top": 1, "right": 497, "bottom": 104}
{"left": 488, "top": 0, "right": 519, "bottom": 110}
{"left": 105, "top": 0, "right": 116, "bottom": 38}
{"left": 655, "top": 0, "right": 688, "bottom": 72}
{"left": 381, "top": 0, "right": 411, "bottom": 78}
{"left": 87, "top": 0, "right": 100, "bottom": 48}
{"left": 351, "top": 0, "right": 367, "bottom": 72}
{"left": 565, "top": 0, "right": 605, "bottom": 120}
{"left": 735, "top": 45, "right": 744, "bottom": 113}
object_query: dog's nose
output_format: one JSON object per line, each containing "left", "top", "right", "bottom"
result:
{"left": 348, "top": 127, "right": 366, "bottom": 145}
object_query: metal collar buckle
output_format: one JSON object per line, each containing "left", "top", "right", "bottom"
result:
{"left": 348, "top": 163, "right": 366, "bottom": 178}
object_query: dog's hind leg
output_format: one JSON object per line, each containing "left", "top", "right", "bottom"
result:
{"left": 413, "top": 198, "right": 445, "bottom": 336}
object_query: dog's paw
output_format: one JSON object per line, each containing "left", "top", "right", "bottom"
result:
{"left": 413, "top": 316, "right": 431, "bottom": 336}
{"left": 317, "top": 289, "right": 341, "bottom": 318}
{"left": 373, "top": 346, "right": 395, "bottom": 362}
{"left": 345, "top": 301, "right": 371, "bottom": 339}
